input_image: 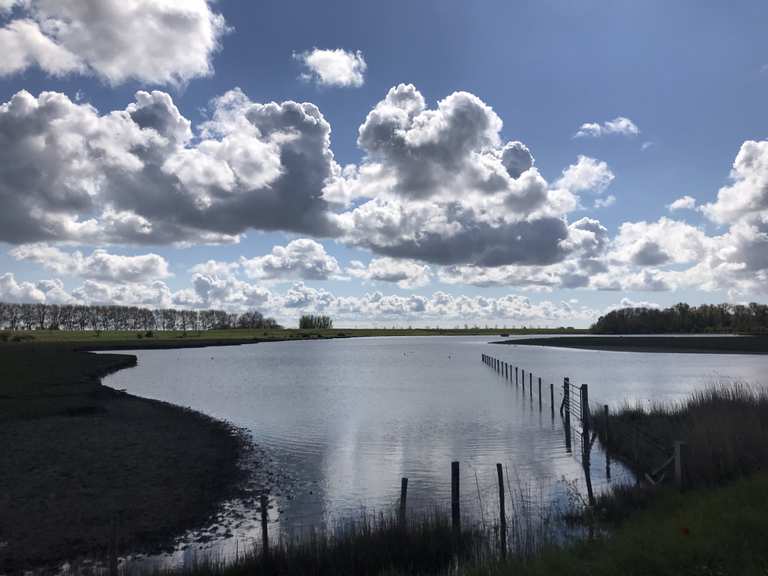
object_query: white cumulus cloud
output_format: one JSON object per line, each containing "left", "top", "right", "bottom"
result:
{"left": 0, "top": 0, "right": 227, "bottom": 85}
{"left": 574, "top": 116, "right": 640, "bottom": 138}
{"left": 295, "top": 48, "right": 367, "bottom": 88}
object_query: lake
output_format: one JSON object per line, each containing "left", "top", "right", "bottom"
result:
{"left": 100, "top": 335, "right": 768, "bottom": 566}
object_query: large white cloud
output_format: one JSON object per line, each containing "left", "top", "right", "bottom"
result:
{"left": 0, "top": 88, "right": 340, "bottom": 245}
{"left": 240, "top": 239, "right": 342, "bottom": 281}
{"left": 0, "top": 0, "right": 227, "bottom": 85}
{"left": 9, "top": 244, "right": 170, "bottom": 283}
{"left": 295, "top": 48, "right": 367, "bottom": 88}
{"left": 0, "top": 272, "right": 46, "bottom": 303}
{"left": 347, "top": 257, "right": 431, "bottom": 289}
{"left": 330, "top": 84, "right": 605, "bottom": 267}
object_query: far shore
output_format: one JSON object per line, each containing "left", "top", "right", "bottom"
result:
{"left": 493, "top": 335, "right": 768, "bottom": 355}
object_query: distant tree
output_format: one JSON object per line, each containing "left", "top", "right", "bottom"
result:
{"left": 591, "top": 302, "right": 768, "bottom": 334}
{"left": 0, "top": 302, "right": 281, "bottom": 332}
{"left": 299, "top": 314, "right": 333, "bottom": 330}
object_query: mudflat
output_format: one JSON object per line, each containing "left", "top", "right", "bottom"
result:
{"left": 0, "top": 344, "right": 244, "bottom": 572}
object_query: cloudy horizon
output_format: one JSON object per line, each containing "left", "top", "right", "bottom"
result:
{"left": 1, "top": 0, "right": 767, "bottom": 328}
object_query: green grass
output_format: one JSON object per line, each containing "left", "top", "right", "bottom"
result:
{"left": 468, "top": 472, "right": 768, "bottom": 576}
{"left": 593, "top": 383, "right": 768, "bottom": 486}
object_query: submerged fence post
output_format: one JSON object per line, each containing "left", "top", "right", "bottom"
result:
{"left": 563, "top": 379, "right": 571, "bottom": 452}
{"left": 537, "top": 377, "right": 541, "bottom": 410}
{"left": 529, "top": 373, "right": 533, "bottom": 400}
{"left": 260, "top": 493, "right": 270, "bottom": 556}
{"left": 550, "top": 383, "right": 555, "bottom": 419}
{"left": 515, "top": 366, "right": 519, "bottom": 386}
{"left": 451, "top": 461, "right": 461, "bottom": 534}
{"left": 604, "top": 404, "right": 611, "bottom": 479}
{"left": 496, "top": 463, "right": 507, "bottom": 558}
{"left": 522, "top": 369, "right": 525, "bottom": 393}
{"left": 400, "top": 477, "right": 408, "bottom": 524}
{"left": 674, "top": 441, "right": 689, "bottom": 491}
{"left": 580, "top": 384, "right": 590, "bottom": 440}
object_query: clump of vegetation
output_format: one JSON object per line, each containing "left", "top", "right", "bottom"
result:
{"left": 299, "top": 314, "right": 333, "bottom": 330}
{"left": 593, "top": 383, "right": 768, "bottom": 486}
{"left": 136, "top": 512, "right": 482, "bottom": 576}
{"left": 591, "top": 302, "right": 768, "bottom": 334}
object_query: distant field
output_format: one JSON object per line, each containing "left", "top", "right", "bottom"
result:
{"left": 1, "top": 326, "right": 585, "bottom": 348}
{"left": 495, "top": 335, "right": 768, "bottom": 354}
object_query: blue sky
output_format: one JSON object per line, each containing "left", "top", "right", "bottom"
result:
{"left": 1, "top": 0, "right": 767, "bottom": 326}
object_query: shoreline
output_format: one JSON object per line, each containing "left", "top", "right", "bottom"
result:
{"left": 0, "top": 344, "right": 248, "bottom": 573}
{"left": 493, "top": 335, "right": 768, "bottom": 355}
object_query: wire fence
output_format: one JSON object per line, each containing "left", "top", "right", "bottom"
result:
{"left": 480, "top": 352, "right": 679, "bottom": 487}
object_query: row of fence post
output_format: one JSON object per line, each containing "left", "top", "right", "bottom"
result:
{"left": 481, "top": 353, "right": 557, "bottom": 419}
{"left": 395, "top": 460, "right": 510, "bottom": 556}
{"left": 250, "top": 353, "right": 690, "bottom": 562}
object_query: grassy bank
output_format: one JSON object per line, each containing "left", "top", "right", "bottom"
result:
{"left": 593, "top": 384, "right": 768, "bottom": 485}
{"left": 471, "top": 471, "right": 768, "bottom": 576}
{"left": 495, "top": 335, "right": 768, "bottom": 354}
{"left": 0, "top": 343, "right": 245, "bottom": 572}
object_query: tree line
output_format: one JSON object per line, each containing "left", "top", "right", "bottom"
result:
{"left": 0, "top": 302, "right": 281, "bottom": 332}
{"left": 299, "top": 314, "right": 333, "bottom": 329}
{"left": 591, "top": 302, "right": 768, "bottom": 334}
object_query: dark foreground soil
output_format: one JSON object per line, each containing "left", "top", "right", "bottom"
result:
{"left": 0, "top": 345, "right": 245, "bottom": 573}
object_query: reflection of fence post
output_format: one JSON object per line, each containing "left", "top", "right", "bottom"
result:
{"left": 451, "top": 461, "right": 461, "bottom": 534}
{"left": 674, "top": 441, "right": 689, "bottom": 491}
{"left": 496, "top": 463, "right": 507, "bottom": 558}
{"left": 400, "top": 477, "right": 408, "bottom": 524}
{"left": 260, "top": 493, "right": 269, "bottom": 557}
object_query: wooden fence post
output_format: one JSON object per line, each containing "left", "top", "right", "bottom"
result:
{"left": 260, "top": 493, "right": 269, "bottom": 556}
{"left": 538, "top": 377, "right": 542, "bottom": 411}
{"left": 400, "top": 477, "right": 408, "bottom": 524}
{"left": 563, "top": 379, "right": 571, "bottom": 452}
{"left": 529, "top": 372, "right": 533, "bottom": 400}
{"left": 674, "top": 441, "right": 689, "bottom": 491}
{"left": 603, "top": 404, "right": 611, "bottom": 479}
{"left": 580, "top": 384, "right": 590, "bottom": 440}
{"left": 550, "top": 383, "right": 555, "bottom": 419}
{"left": 496, "top": 463, "right": 507, "bottom": 558}
{"left": 515, "top": 367, "right": 518, "bottom": 386}
{"left": 451, "top": 461, "right": 460, "bottom": 534}
{"left": 522, "top": 369, "right": 525, "bottom": 392}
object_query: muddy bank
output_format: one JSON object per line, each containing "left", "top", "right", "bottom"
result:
{"left": 0, "top": 345, "right": 246, "bottom": 573}
{"left": 493, "top": 335, "right": 768, "bottom": 354}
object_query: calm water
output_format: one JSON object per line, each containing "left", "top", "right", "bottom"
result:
{"left": 100, "top": 335, "right": 768, "bottom": 566}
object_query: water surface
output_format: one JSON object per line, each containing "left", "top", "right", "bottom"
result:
{"left": 101, "top": 335, "right": 768, "bottom": 565}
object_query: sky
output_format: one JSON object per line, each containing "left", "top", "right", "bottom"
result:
{"left": 1, "top": 0, "right": 767, "bottom": 327}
